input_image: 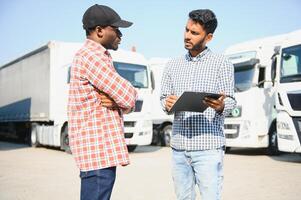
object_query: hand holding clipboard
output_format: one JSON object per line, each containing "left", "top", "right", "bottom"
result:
{"left": 169, "top": 91, "right": 227, "bottom": 113}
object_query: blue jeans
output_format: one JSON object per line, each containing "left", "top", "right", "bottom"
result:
{"left": 80, "top": 167, "right": 116, "bottom": 200}
{"left": 172, "top": 148, "right": 224, "bottom": 200}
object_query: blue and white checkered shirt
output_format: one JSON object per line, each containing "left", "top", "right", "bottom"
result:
{"left": 160, "top": 47, "right": 236, "bottom": 151}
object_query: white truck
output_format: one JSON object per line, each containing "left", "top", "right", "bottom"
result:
{"left": 224, "top": 29, "right": 301, "bottom": 154}
{"left": 273, "top": 32, "right": 301, "bottom": 154}
{"left": 148, "top": 58, "right": 173, "bottom": 146}
{"left": 111, "top": 50, "right": 153, "bottom": 152}
{"left": 0, "top": 41, "right": 153, "bottom": 152}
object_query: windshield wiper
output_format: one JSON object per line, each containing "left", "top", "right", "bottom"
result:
{"left": 281, "top": 74, "right": 301, "bottom": 83}
{"left": 234, "top": 86, "right": 243, "bottom": 92}
{"left": 131, "top": 82, "right": 144, "bottom": 88}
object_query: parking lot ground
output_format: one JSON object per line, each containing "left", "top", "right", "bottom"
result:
{"left": 0, "top": 142, "right": 301, "bottom": 200}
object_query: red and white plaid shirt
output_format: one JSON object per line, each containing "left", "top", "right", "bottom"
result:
{"left": 68, "top": 39, "right": 137, "bottom": 171}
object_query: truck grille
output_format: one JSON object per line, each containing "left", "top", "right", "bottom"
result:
{"left": 292, "top": 117, "right": 301, "bottom": 143}
{"left": 287, "top": 93, "right": 301, "bottom": 111}
{"left": 125, "top": 133, "right": 133, "bottom": 138}
{"left": 224, "top": 124, "right": 240, "bottom": 139}
{"left": 124, "top": 121, "right": 135, "bottom": 127}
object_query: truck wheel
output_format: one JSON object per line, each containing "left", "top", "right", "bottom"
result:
{"left": 267, "top": 124, "right": 280, "bottom": 155}
{"left": 151, "top": 128, "right": 160, "bottom": 145}
{"left": 127, "top": 145, "right": 137, "bottom": 152}
{"left": 30, "top": 123, "right": 39, "bottom": 147}
{"left": 61, "top": 125, "right": 71, "bottom": 154}
{"left": 161, "top": 125, "right": 172, "bottom": 146}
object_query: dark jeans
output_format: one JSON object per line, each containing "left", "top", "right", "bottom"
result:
{"left": 80, "top": 167, "right": 116, "bottom": 200}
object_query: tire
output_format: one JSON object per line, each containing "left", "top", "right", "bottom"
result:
{"left": 30, "top": 123, "right": 39, "bottom": 147}
{"left": 151, "top": 128, "right": 160, "bottom": 145}
{"left": 160, "top": 124, "right": 172, "bottom": 146}
{"left": 127, "top": 145, "right": 137, "bottom": 152}
{"left": 267, "top": 123, "right": 280, "bottom": 156}
{"left": 61, "top": 125, "right": 71, "bottom": 154}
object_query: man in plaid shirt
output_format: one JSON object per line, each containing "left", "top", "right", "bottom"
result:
{"left": 67, "top": 4, "right": 137, "bottom": 200}
{"left": 161, "top": 9, "right": 236, "bottom": 200}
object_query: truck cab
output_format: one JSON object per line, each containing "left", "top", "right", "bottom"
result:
{"left": 224, "top": 30, "right": 301, "bottom": 155}
{"left": 273, "top": 38, "right": 301, "bottom": 153}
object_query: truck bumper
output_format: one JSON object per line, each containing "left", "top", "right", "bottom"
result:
{"left": 277, "top": 112, "right": 301, "bottom": 153}
{"left": 124, "top": 119, "right": 153, "bottom": 146}
{"left": 224, "top": 120, "right": 268, "bottom": 148}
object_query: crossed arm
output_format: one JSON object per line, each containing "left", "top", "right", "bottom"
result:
{"left": 98, "top": 92, "right": 133, "bottom": 114}
{"left": 85, "top": 53, "right": 137, "bottom": 113}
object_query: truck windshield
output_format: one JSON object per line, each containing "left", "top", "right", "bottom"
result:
{"left": 113, "top": 62, "right": 148, "bottom": 88}
{"left": 234, "top": 65, "right": 255, "bottom": 92}
{"left": 227, "top": 51, "right": 257, "bottom": 92}
{"left": 280, "top": 45, "right": 301, "bottom": 83}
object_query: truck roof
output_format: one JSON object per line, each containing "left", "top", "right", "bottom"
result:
{"left": 225, "top": 29, "right": 301, "bottom": 55}
{"left": 110, "top": 49, "right": 147, "bottom": 66}
{"left": 0, "top": 41, "right": 82, "bottom": 70}
{"left": 1, "top": 41, "right": 148, "bottom": 69}
{"left": 0, "top": 44, "right": 48, "bottom": 70}
{"left": 148, "top": 57, "right": 170, "bottom": 65}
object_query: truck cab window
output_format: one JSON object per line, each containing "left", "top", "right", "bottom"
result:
{"left": 234, "top": 64, "right": 255, "bottom": 92}
{"left": 113, "top": 62, "right": 148, "bottom": 88}
{"left": 280, "top": 45, "right": 301, "bottom": 83}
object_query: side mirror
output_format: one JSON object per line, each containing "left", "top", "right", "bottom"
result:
{"left": 150, "top": 70, "right": 155, "bottom": 91}
{"left": 271, "top": 57, "right": 277, "bottom": 85}
{"left": 257, "top": 64, "right": 266, "bottom": 88}
{"left": 270, "top": 46, "right": 280, "bottom": 85}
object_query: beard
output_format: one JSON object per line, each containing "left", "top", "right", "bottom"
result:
{"left": 184, "top": 36, "right": 206, "bottom": 52}
{"left": 103, "top": 36, "right": 120, "bottom": 50}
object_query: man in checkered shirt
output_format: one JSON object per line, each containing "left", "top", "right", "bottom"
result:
{"left": 67, "top": 4, "right": 137, "bottom": 200}
{"left": 160, "top": 9, "right": 236, "bottom": 200}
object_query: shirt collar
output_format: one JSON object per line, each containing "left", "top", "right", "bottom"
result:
{"left": 185, "top": 47, "right": 210, "bottom": 62}
{"left": 84, "top": 39, "right": 110, "bottom": 56}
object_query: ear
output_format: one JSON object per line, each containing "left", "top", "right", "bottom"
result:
{"left": 95, "top": 26, "right": 105, "bottom": 38}
{"left": 205, "top": 33, "right": 213, "bottom": 43}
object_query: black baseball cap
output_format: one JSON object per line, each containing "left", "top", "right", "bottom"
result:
{"left": 82, "top": 4, "right": 133, "bottom": 29}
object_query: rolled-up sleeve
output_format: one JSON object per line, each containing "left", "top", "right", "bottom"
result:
{"left": 218, "top": 58, "right": 237, "bottom": 116}
{"left": 160, "top": 62, "right": 174, "bottom": 114}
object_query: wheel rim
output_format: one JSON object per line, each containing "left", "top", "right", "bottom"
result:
{"left": 271, "top": 131, "right": 277, "bottom": 147}
{"left": 31, "top": 128, "right": 37, "bottom": 145}
{"left": 64, "top": 134, "right": 69, "bottom": 146}
{"left": 164, "top": 127, "right": 172, "bottom": 145}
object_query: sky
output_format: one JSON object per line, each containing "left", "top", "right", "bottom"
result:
{"left": 0, "top": 0, "right": 301, "bottom": 66}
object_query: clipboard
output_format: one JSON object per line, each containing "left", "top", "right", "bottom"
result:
{"left": 169, "top": 91, "right": 222, "bottom": 113}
